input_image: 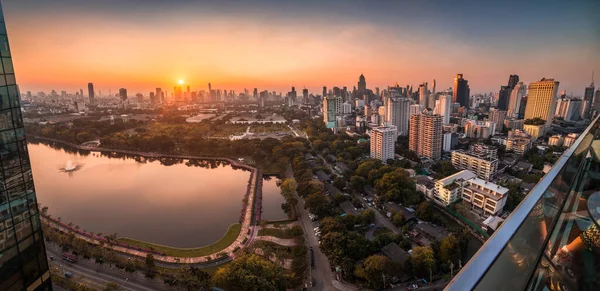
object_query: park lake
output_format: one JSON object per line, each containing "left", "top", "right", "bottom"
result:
{"left": 29, "top": 142, "right": 285, "bottom": 248}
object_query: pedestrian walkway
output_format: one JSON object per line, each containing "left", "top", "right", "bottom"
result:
{"left": 256, "top": 236, "right": 297, "bottom": 247}
{"left": 44, "top": 168, "right": 262, "bottom": 265}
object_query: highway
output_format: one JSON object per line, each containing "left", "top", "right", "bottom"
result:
{"left": 46, "top": 243, "right": 173, "bottom": 291}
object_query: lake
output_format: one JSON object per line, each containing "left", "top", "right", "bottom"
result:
{"left": 261, "top": 177, "right": 287, "bottom": 221}
{"left": 28, "top": 142, "right": 252, "bottom": 248}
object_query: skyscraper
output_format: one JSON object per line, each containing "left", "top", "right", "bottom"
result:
{"left": 302, "top": 88, "right": 309, "bottom": 104}
{"left": 0, "top": 2, "right": 52, "bottom": 289}
{"left": 507, "top": 74, "right": 520, "bottom": 89}
{"left": 322, "top": 86, "right": 327, "bottom": 97}
{"left": 418, "top": 82, "right": 428, "bottom": 108}
{"left": 488, "top": 108, "right": 507, "bottom": 132}
{"left": 88, "top": 82, "right": 95, "bottom": 105}
{"left": 431, "top": 79, "right": 436, "bottom": 94}
{"left": 433, "top": 94, "right": 452, "bottom": 125}
{"left": 323, "top": 96, "right": 339, "bottom": 129}
{"left": 583, "top": 72, "right": 595, "bottom": 118}
{"left": 409, "top": 113, "right": 443, "bottom": 160}
{"left": 453, "top": 74, "right": 470, "bottom": 108}
{"left": 119, "top": 88, "right": 128, "bottom": 101}
{"left": 508, "top": 82, "right": 527, "bottom": 118}
{"left": 385, "top": 97, "right": 411, "bottom": 136}
{"left": 497, "top": 86, "right": 511, "bottom": 110}
{"left": 524, "top": 78, "right": 559, "bottom": 127}
{"left": 370, "top": 125, "right": 397, "bottom": 163}
{"left": 358, "top": 74, "right": 366, "bottom": 91}
{"left": 155, "top": 88, "right": 162, "bottom": 103}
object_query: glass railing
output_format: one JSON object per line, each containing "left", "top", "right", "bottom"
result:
{"left": 446, "top": 116, "right": 600, "bottom": 291}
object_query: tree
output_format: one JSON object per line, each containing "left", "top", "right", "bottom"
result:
{"left": 212, "top": 254, "right": 285, "bottom": 291}
{"left": 350, "top": 175, "right": 366, "bottom": 192}
{"left": 439, "top": 235, "right": 461, "bottom": 264}
{"left": 145, "top": 254, "right": 156, "bottom": 270}
{"left": 304, "top": 191, "right": 330, "bottom": 218}
{"left": 431, "top": 160, "right": 459, "bottom": 179}
{"left": 411, "top": 246, "right": 435, "bottom": 278}
{"left": 359, "top": 209, "right": 375, "bottom": 226}
{"left": 416, "top": 200, "right": 435, "bottom": 222}
{"left": 104, "top": 282, "right": 121, "bottom": 291}
{"left": 354, "top": 255, "right": 395, "bottom": 290}
{"left": 392, "top": 212, "right": 406, "bottom": 227}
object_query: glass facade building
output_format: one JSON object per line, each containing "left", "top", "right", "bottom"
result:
{"left": 0, "top": 3, "right": 52, "bottom": 291}
{"left": 447, "top": 116, "right": 600, "bottom": 290}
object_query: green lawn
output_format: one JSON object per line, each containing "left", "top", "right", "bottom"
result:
{"left": 117, "top": 224, "right": 242, "bottom": 258}
{"left": 258, "top": 228, "right": 298, "bottom": 239}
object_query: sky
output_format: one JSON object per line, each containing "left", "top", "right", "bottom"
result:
{"left": 3, "top": 0, "right": 600, "bottom": 96}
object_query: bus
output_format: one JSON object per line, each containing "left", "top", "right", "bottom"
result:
{"left": 62, "top": 252, "right": 77, "bottom": 263}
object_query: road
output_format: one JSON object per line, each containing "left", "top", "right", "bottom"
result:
{"left": 46, "top": 243, "right": 173, "bottom": 291}
{"left": 352, "top": 192, "right": 401, "bottom": 235}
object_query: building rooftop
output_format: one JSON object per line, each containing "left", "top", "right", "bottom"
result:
{"left": 381, "top": 242, "right": 408, "bottom": 263}
{"left": 415, "top": 222, "right": 449, "bottom": 241}
{"left": 436, "top": 170, "right": 477, "bottom": 186}
{"left": 315, "top": 170, "right": 330, "bottom": 182}
{"left": 468, "top": 177, "right": 509, "bottom": 196}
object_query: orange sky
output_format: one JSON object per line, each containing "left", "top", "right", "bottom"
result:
{"left": 4, "top": 1, "right": 599, "bottom": 95}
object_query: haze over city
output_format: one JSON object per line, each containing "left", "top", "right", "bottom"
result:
{"left": 5, "top": 0, "right": 599, "bottom": 94}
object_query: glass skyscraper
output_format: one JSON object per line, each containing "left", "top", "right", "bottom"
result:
{"left": 0, "top": 3, "right": 52, "bottom": 290}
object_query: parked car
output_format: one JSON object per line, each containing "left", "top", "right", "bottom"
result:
{"left": 408, "top": 284, "right": 419, "bottom": 290}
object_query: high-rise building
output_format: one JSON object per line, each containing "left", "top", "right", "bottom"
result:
{"left": 431, "top": 79, "right": 436, "bottom": 94}
{"left": 524, "top": 78, "right": 559, "bottom": 127}
{"left": 119, "top": 88, "right": 128, "bottom": 101}
{"left": 508, "top": 82, "right": 527, "bottom": 118}
{"left": 433, "top": 94, "right": 452, "bottom": 124}
{"left": 88, "top": 82, "right": 95, "bottom": 105}
{"left": 0, "top": 3, "right": 52, "bottom": 289}
{"left": 507, "top": 74, "right": 520, "bottom": 89}
{"left": 418, "top": 82, "right": 429, "bottom": 108}
{"left": 453, "top": 74, "right": 470, "bottom": 108}
{"left": 555, "top": 98, "right": 582, "bottom": 121}
{"left": 322, "top": 86, "right": 327, "bottom": 97}
{"left": 155, "top": 88, "right": 162, "bottom": 103}
{"left": 385, "top": 97, "right": 411, "bottom": 136}
{"left": 323, "top": 96, "right": 339, "bottom": 129}
{"left": 358, "top": 74, "right": 366, "bottom": 91}
{"left": 497, "top": 86, "right": 511, "bottom": 110}
{"left": 409, "top": 113, "right": 442, "bottom": 160}
{"left": 583, "top": 73, "right": 595, "bottom": 118}
{"left": 253, "top": 88, "right": 258, "bottom": 99}
{"left": 488, "top": 108, "right": 507, "bottom": 132}
{"left": 302, "top": 88, "right": 309, "bottom": 104}
{"left": 370, "top": 125, "right": 397, "bottom": 163}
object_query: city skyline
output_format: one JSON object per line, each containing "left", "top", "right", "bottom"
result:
{"left": 4, "top": 0, "right": 599, "bottom": 94}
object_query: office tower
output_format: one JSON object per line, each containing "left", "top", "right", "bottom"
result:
{"left": 453, "top": 74, "right": 470, "bottom": 108}
{"left": 488, "top": 108, "right": 507, "bottom": 132}
{"left": 497, "top": 86, "right": 511, "bottom": 110}
{"left": 358, "top": 74, "right": 366, "bottom": 91}
{"left": 433, "top": 94, "right": 452, "bottom": 124}
{"left": 208, "top": 83, "right": 212, "bottom": 92}
{"left": 375, "top": 87, "right": 380, "bottom": 96}
{"left": 136, "top": 93, "right": 144, "bottom": 102}
{"left": 418, "top": 82, "right": 429, "bottom": 108}
{"left": 508, "top": 82, "right": 527, "bottom": 118}
{"left": 302, "top": 88, "right": 309, "bottom": 103}
{"left": 323, "top": 96, "right": 339, "bottom": 129}
{"left": 555, "top": 98, "right": 582, "bottom": 121}
{"left": 322, "top": 86, "right": 327, "bottom": 97}
{"left": 409, "top": 113, "right": 442, "bottom": 160}
{"left": 431, "top": 79, "right": 436, "bottom": 94}
{"left": 524, "top": 78, "right": 559, "bottom": 127}
{"left": 507, "top": 74, "right": 519, "bottom": 89}
{"left": 253, "top": 88, "right": 258, "bottom": 99}
{"left": 385, "top": 97, "right": 411, "bottom": 136}
{"left": 583, "top": 72, "right": 595, "bottom": 118}
{"left": 88, "top": 82, "right": 95, "bottom": 105}
{"left": 0, "top": 3, "right": 52, "bottom": 289}
{"left": 451, "top": 143, "right": 498, "bottom": 181}
{"left": 409, "top": 104, "right": 423, "bottom": 116}
{"left": 155, "top": 88, "right": 162, "bottom": 103}
{"left": 370, "top": 125, "right": 397, "bottom": 163}
{"left": 119, "top": 88, "right": 128, "bottom": 101}
{"left": 79, "top": 88, "right": 83, "bottom": 97}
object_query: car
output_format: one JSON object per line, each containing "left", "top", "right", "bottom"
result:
{"left": 49, "top": 256, "right": 55, "bottom": 261}
{"left": 408, "top": 284, "right": 419, "bottom": 290}
{"left": 64, "top": 272, "right": 73, "bottom": 278}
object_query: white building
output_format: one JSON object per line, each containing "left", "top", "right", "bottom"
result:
{"left": 508, "top": 82, "right": 527, "bottom": 118}
{"left": 433, "top": 94, "right": 452, "bottom": 125}
{"left": 342, "top": 102, "right": 352, "bottom": 115}
{"left": 555, "top": 98, "right": 582, "bottom": 121}
{"left": 434, "top": 170, "right": 508, "bottom": 216}
{"left": 443, "top": 133, "right": 452, "bottom": 152}
{"left": 370, "top": 125, "right": 397, "bottom": 163}
{"left": 451, "top": 144, "right": 498, "bottom": 181}
{"left": 386, "top": 97, "right": 411, "bottom": 136}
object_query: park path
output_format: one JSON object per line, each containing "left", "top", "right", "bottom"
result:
{"left": 43, "top": 166, "right": 262, "bottom": 265}
{"left": 256, "top": 236, "right": 297, "bottom": 247}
